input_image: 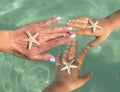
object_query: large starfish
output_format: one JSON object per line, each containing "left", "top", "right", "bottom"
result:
{"left": 87, "top": 20, "right": 102, "bottom": 32}
{"left": 60, "top": 60, "right": 78, "bottom": 75}
{"left": 22, "top": 31, "right": 40, "bottom": 49}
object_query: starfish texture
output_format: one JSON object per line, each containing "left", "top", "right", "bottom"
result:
{"left": 87, "top": 20, "right": 102, "bottom": 32}
{"left": 22, "top": 31, "right": 40, "bottom": 49}
{"left": 60, "top": 60, "right": 78, "bottom": 75}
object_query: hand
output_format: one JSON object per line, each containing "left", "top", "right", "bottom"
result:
{"left": 54, "top": 40, "right": 92, "bottom": 91}
{"left": 9, "top": 17, "right": 74, "bottom": 61}
{"left": 67, "top": 16, "right": 114, "bottom": 47}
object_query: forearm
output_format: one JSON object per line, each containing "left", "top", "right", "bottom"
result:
{"left": 106, "top": 9, "right": 120, "bottom": 30}
{"left": 0, "top": 30, "right": 13, "bottom": 52}
{"left": 43, "top": 81, "right": 68, "bottom": 92}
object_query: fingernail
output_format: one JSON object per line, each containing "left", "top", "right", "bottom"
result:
{"left": 70, "top": 34, "right": 76, "bottom": 38}
{"left": 68, "top": 20, "right": 71, "bottom": 22}
{"left": 86, "top": 45, "right": 90, "bottom": 49}
{"left": 63, "top": 34, "right": 66, "bottom": 37}
{"left": 67, "top": 27, "right": 73, "bottom": 30}
{"left": 56, "top": 16, "right": 61, "bottom": 20}
{"left": 49, "top": 57, "right": 56, "bottom": 62}
{"left": 73, "top": 39, "right": 76, "bottom": 42}
{"left": 67, "top": 22, "right": 69, "bottom": 25}
{"left": 91, "top": 72, "right": 93, "bottom": 76}
{"left": 68, "top": 41, "right": 72, "bottom": 45}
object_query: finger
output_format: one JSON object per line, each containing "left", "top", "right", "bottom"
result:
{"left": 77, "top": 47, "right": 88, "bottom": 67}
{"left": 62, "top": 42, "right": 71, "bottom": 62}
{"left": 67, "top": 22, "right": 88, "bottom": 29}
{"left": 44, "top": 33, "right": 70, "bottom": 41}
{"left": 87, "top": 36, "right": 106, "bottom": 47}
{"left": 12, "top": 52, "right": 26, "bottom": 59}
{"left": 40, "top": 36, "right": 75, "bottom": 52}
{"left": 43, "top": 26, "right": 72, "bottom": 34}
{"left": 68, "top": 39, "right": 77, "bottom": 61}
{"left": 37, "top": 17, "right": 61, "bottom": 27}
{"left": 74, "top": 72, "right": 92, "bottom": 89}
{"left": 69, "top": 17, "right": 89, "bottom": 24}
{"left": 71, "top": 29, "right": 94, "bottom": 36}
{"left": 56, "top": 52, "right": 63, "bottom": 67}
{"left": 80, "top": 72, "right": 92, "bottom": 84}
{"left": 31, "top": 54, "right": 55, "bottom": 62}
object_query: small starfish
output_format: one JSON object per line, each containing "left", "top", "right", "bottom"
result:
{"left": 87, "top": 20, "right": 102, "bottom": 32}
{"left": 60, "top": 60, "right": 78, "bottom": 75}
{"left": 22, "top": 31, "right": 40, "bottom": 49}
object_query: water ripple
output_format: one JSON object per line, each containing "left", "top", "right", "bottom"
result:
{"left": 0, "top": 0, "right": 24, "bottom": 15}
{"left": 14, "top": 63, "right": 50, "bottom": 92}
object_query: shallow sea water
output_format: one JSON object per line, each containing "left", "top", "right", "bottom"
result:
{"left": 0, "top": 0, "right": 120, "bottom": 92}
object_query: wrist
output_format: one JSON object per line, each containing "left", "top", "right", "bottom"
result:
{"left": 43, "top": 80, "right": 68, "bottom": 92}
{"left": 106, "top": 9, "right": 120, "bottom": 30}
{"left": 0, "top": 30, "right": 13, "bottom": 52}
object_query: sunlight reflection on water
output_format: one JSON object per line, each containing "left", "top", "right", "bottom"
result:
{"left": 0, "top": 0, "right": 120, "bottom": 92}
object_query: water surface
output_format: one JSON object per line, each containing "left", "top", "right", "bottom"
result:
{"left": 0, "top": 0, "right": 120, "bottom": 92}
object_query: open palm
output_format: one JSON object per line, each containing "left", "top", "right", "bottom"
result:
{"left": 10, "top": 17, "right": 73, "bottom": 61}
{"left": 54, "top": 40, "right": 92, "bottom": 91}
{"left": 67, "top": 16, "right": 114, "bottom": 47}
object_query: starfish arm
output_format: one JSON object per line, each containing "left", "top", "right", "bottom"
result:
{"left": 22, "top": 38, "right": 29, "bottom": 42}
{"left": 28, "top": 41, "right": 33, "bottom": 49}
{"left": 33, "top": 40, "right": 40, "bottom": 45}
{"left": 61, "top": 66, "right": 67, "bottom": 71}
{"left": 96, "top": 26, "right": 102, "bottom": 29}
{"left": 26, "top": 31, "right": 32, "bottom": 37}
{"left": 70, "top": 65, "right": 78, "bottom": 68}
{"left": 89, "top": 20, "right": 93, "bottom": 24}
{"left": 63, "top": 61, "right": 67, "bottom": 65}
{"left": 87, "top": 25, "right": 93, "bottom": 29}
{"left": 70, "top": 60, "right": 75, "bottom": 64}
{"left": 33, "top": 32, "right": 39, "bottom": 39}
{"left": 93, "top": 27, "right": 96, "bottom": 32}
{"left": 95, "top": 21, "right": 99, "bottom": 25}
{"left": 67, "top": 67, "right": 71, "bottom": 74}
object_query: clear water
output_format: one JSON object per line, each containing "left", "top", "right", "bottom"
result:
{"left": 0, "top": 0, "right": 120, "bottom": 92}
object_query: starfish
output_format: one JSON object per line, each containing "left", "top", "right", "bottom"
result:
{"left": 22, "top": 31, "right": 40, "bottom": 49}
{"left": 60, "top": 60, "right": 78, "bottom": 75}
{"left": 87, "top": 20, "right": 102, "bottom": 32}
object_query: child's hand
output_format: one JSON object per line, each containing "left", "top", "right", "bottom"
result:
{"left": 67, "top": 17, "right": 113, "bottom": 47}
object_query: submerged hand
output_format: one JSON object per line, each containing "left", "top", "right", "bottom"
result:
{"left": 44, "top": 40, "right": 92, "bottom": 92}
{"left": 9, "top": 17, "right": 74, "bottom": 61}
{"left": 55, "top": 40, "right": 92, "bottom": 91}
{"left": 67, "top": 16, "right": 114, "bottom": 47}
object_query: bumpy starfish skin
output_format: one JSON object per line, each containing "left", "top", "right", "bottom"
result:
{"left": 61, "top": 60, "right": 78, "bottom": 74}
{"left": 22, "top": 31, "right": 40, "bottom": 49}
{"left": 87, "top": 20, "right": 102, "bottom": 32}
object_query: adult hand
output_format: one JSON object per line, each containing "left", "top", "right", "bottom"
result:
{"left": 44, "top": 40, "right": 92, "bottom": 92}
{"left": 9, "top": 17, "right": 75, "bottom": 62}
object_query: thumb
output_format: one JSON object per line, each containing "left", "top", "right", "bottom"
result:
{"left": 73, "top": 72, "right": 92, "bottom": 89}
{"left": 80, "top": 72, "right": 92, "bottom": 83}
{"left": 31, "top": 53, "right": 55, "bottom": 62}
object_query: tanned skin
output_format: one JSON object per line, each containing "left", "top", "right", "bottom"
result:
{"left": 0, "top": 17, "right": 73, "bottom": 61}
{"left": 67, "top": 9, "right": 120, "bottom": 47}
{"left": 43, "top": 40, "right": 92, "bottom": 92}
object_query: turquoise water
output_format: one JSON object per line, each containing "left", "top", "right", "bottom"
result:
{"left": 0, "top": 0, "right": 120, "bottom": 92}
